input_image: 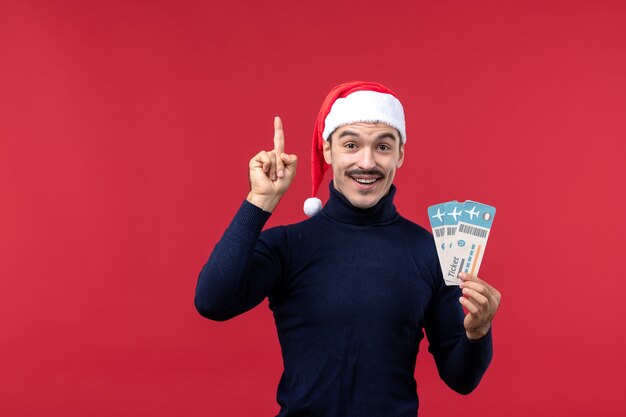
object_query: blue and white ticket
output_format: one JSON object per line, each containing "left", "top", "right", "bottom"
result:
{"left": 442, "top": 201, "right": 466, "bottom": 285}
{"left": 428, "top": 200, "right": 496, "bottom": 286}
{"left": 427, "top": 202, "right": 447, "bottom": 274}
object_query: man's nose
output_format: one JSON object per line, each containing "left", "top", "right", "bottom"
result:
{"left": 357, "top": 148, "right": 376, "bottom": 170}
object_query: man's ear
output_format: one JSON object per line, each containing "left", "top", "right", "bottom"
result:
{"left": 397, "top": 143, "right": 405, "bottom": 168}
{"left": 323, "top": 139, "right": 332, "bottom": 164}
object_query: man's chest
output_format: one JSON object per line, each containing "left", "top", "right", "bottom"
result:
{"left": 269, "top": 240, "right": 436, "bottom": 332}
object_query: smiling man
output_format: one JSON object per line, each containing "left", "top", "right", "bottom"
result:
{"left": 324, "top": 122, "right": 403, "bottom": 210}
{"left": 195, "top": 81, "right": 501, "bottom": 416}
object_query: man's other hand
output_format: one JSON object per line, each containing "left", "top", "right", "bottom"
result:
{"left": 458, "top": 273, "right": 501, "bottom": 340}
{"left": 247, "top": 116, "right": 298, "bottom": 212}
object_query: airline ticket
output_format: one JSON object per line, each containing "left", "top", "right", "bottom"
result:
{"left": 428, "top": 200, "right": 496, "bottom": 286}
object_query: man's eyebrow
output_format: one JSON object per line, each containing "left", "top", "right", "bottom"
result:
{"left": 337, "top": 130, "right": 399, "bottom": 140}
{"left": 338, "top": 130, "right": 359, "bottom": 138}
{"left": 375, "top": 132, "right": 399, "bottom": 141}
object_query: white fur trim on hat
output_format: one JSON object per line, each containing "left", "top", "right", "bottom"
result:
{"left": 322, "top": 90, "right": 406, "bottom": 142}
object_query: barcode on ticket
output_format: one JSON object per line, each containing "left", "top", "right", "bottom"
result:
{"left": 458, "top": 224, "right": 488, "bottom": 238}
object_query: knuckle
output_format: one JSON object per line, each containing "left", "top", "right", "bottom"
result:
{"left": 470, "top": 284, "right": 482, "bottom": 294}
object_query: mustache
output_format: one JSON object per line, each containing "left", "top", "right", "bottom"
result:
{"left": 346, "top": 169, "right": 385, "bottom": 178}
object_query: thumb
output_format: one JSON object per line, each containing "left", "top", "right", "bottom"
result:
{"left": 281, "top": 153, "right": 298, "bottom": 167}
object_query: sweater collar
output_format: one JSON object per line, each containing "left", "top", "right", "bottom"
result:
{"left": 321, "top": 181, "right": 399, "bottom": 226}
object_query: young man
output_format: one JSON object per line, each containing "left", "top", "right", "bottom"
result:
{"left": 195, "top": 81, "right": 501, "bottom": 416}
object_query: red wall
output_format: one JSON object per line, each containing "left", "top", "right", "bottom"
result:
{"left": 1, "top": 1, "right": 625, "bottom": 416}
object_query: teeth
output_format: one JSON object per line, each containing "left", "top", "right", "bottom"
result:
{"left": 354, "top": 178, "right": 377, "bottom": 184}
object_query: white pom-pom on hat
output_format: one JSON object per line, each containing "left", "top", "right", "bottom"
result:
{"left": 303, "top": 197, "right": 323, "bottom": 217}
{"left": 304, "top": 81, "right": 406, "bottom": 217}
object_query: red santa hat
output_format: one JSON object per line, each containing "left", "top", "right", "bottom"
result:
{"left": 303, "top": 81, "right": 406, "bottom": 216}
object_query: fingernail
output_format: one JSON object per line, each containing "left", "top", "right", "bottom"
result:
{"left": 278, "top": 170, "right": 284, "bottom": 178}
{"left": 459, "top": 272, "right": 467, "bottom": 280}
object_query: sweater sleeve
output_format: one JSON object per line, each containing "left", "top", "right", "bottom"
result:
{"left": 194, "top": 200, "right": 285, "bottom": 321}
{"left": 424, "top": 279, "right": 493, "bottom": 394}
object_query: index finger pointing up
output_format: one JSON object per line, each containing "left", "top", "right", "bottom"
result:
{"left": 274, "top": 116, "right": 285, "bottom": 154}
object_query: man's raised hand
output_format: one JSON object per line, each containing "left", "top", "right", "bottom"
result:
{"left": 246, "top": 116, "right": 298, "bottom": 212}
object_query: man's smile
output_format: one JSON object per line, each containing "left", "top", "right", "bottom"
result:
{"left": 348, "top": 174, "right": 383, "bottom": 191}
{"left": 347, "top": 169, "right": 385, "bottom": 188}
{"left": 353, "top": 177, "right": 378, "bottom": 184}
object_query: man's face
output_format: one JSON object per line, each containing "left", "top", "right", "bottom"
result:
{"left": 324, "top": 122, "right": 404, "bottom": 209}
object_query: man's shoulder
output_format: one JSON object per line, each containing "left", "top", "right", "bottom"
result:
{"left": 260, "top": 214, "right": 323, "bottom": 239}
{"left": 263, "top": 213, "right": 432, "bottom": 235}
{"left": 260, "top": 213, "right": 435, "bottom": 246}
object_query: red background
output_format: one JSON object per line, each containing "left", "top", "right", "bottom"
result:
{"left": 1, "top": 1, "right": 625, "bottom": 416}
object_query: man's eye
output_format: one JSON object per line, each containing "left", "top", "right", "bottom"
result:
{"left": 378, "top": 144, "right": 391, "bottom": 151}
{"left": 345, "top": 143, "right": 357, "bottom": 149}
